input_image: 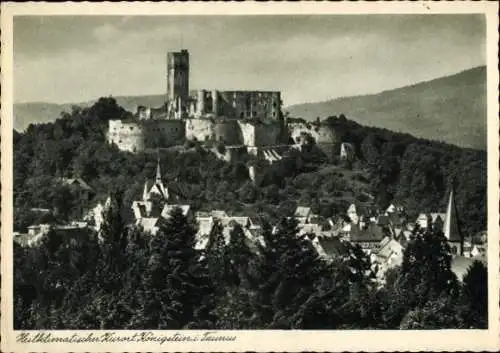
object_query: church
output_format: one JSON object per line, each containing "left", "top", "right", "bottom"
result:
{"left": 131, "top": 157, "right": 191, "bottom": 235}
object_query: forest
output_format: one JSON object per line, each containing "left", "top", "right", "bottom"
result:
{"left": 13, "top": 98, "right": 486, "bottom": 237}
{"left": 13, "top": 97, "right": 488, "bottom": 329}
{"left": 15, "top": 204, "right": 487, "bottom": 329}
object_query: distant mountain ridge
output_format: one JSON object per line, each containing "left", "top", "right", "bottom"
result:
{"left": 14, "top": 66, "right": 486, "bottom": 150}
{"left": 285, "top": 66, "right": 486, "bottom": 150}
{"left": 13, "top": 94, "right": 166, "bottom": 132}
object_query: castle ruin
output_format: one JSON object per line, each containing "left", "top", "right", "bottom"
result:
{"left": 108, "top": 49, "right": 342, "bottom": 153}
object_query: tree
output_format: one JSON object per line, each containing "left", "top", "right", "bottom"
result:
{"left": 459, "top": 260, "right": 488, "bottom": 328}
{"left": 252, "top": 218, "right": 326, "bottom": 328}
{"left": 383, "top": 228, "right": 459, "bottom": 328}
{"left": 136, "top": 207, "right": 213, "bottom": 329}
{"left": 205, "top": 220, "right": 229, "bottom": 289}
{"left": 226, "top": 224, "right": 254, "bottom": 287}
{"left": 399, "top": 296, "right": 463, "bottom": 329}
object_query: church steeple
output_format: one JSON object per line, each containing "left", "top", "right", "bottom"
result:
{"left": 155, "top": 150, "right": 162, "bottom": 184}
{"left": 443, "top": 185, "right": 462, "bottom": 253}
{"left": 143, "top": 180, "right": 149, "bottom": 201}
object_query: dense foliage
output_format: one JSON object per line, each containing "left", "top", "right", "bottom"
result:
{"left": 14, "top": 205, "right": 487, "bottom": 329}
{"left": 13, "top": 97, "right": 487, "bottom": 329}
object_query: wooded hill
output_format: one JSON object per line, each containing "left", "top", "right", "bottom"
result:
{"left": 286, "top": 66, "right": 487, "bottom": 150}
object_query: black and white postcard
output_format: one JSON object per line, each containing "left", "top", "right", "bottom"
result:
{"left": 1, "top": 1, "right": 499, "bottom": 352}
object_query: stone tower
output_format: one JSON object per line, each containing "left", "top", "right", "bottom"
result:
{"left": 167, "top": 49, "right": 190, "bottom": 116}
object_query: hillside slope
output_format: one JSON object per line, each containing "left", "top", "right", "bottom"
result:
{"left": 14, "top": 94, "right": 166, "bottom": 132}
{"left": 286, "top": 66, "right": 486, "bottom": 150}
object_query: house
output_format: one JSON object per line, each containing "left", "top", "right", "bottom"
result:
{"left": 84, "top": 196, "right": 111, "bottom": 231}
{"left": 161, "top": 204, "right": 191, "bottom": 219}
{"left": 470, "top": 244, "right": 487, "bottom": 258}
{"left": 136, "top": 217, "right": 161, "bottom": 235}
{"left": 416, "top": 213, "right": 446, "bottom": 231}
{"left": 349, "top": 222, "right": 386, "bottom": 253}
{"left": 374, "top": 237, "right": 405, "bottom": 282}
{"left": 385, "top": 203, "right": 405, "bottom": 215}
{"left": 16, "top": 222, "right": 90, "bottom": 248}
{"left": 294, "top": 206, "right": 315, "bottom": 224}
{"left": 346, "top": 204, "right": 359, "bottom": 224}
{"left": 376, "top": 215, "right": 391, "bottom": 227}
{"left": 194, "top": 216, "right": 216, "bottom": 250}
{"left": 132, "top": 158, "right": 190, "bottom": 235}
{"left": 313, "top": 236, "right": 349, "bottom": 261}
{"left": 61, "top": 177, "right": 94, "bottom": 201}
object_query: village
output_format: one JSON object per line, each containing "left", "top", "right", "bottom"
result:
{"left": 14, "top": 153, "right": 487, "bottom": 285}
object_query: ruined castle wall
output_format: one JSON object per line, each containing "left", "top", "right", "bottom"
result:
{"left": 142, "top": 120, "right": 185, "bottom": 148}
{"left": 185, "top": 118, "right": 215, "bottom": 142}
{"left": 213, "top": 120, "right": 243, "bottom": 145}
{"left": 238, "top": 121, "right": 282, "bottom": 147}
{"left": 185, "top": 118, "right": 244, "bottom": 145}
{"left": 219, "top": 91, "right": 281, "bottom": 120}
{"left": 196, "top": 90, "right": 281, "bottom": 120}
{"left": 108, "top": 119, "right": 184, "bottom": 152}
{"left": 108, "top": 120, "right": 145, "bottom": 153}
{"left": 288, "top": 123, "right": 342, "bottom": 145}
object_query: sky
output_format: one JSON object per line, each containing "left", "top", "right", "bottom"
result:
{"left": 14, "top": 14, "right": 486, "bottom": 106}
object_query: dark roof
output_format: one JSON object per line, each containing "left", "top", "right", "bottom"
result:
{"left": 62, "top": 177, "right": 93, "bottom": 191}
{"left": 377, "top": 215, "right": 390, "bottom": 226}
{"left": 318, "top": 237, "right": 348, "bottom": 257}
{"left": 389, "top": 213, "right": 404, "bottom": 226}
{"left": 350, "top": 223, "right": 385, "bottom": 243}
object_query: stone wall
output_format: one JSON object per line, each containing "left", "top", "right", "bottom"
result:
{"left": 238, "top": 120, "right": 282, "bottom": 147}
{"left": 108, "top": 119, "right": 184, "bottom": 153}
{"left": 185, "top": 118, "right": 244, "bottom": 145}
{"left": 288, "top": 123, "right": 342, "bottom": 145}
{"left": 213, "top": 120, "right": 243, "bottom": 145}
{"left": 142, "top": 120, "right": 185, "bottom": 148}
{"left": 108, "top": 120, "right": 145, "bottom": 153}
{"left": 196, "top": 90, "right": 281, "bottom": 120}
{"left": 185, "top": 118, "right": 215, "bottom": 142}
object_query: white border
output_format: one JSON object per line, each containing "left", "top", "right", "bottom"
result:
{"left": 1, "top": 2, "right": 499, "bottom": 352}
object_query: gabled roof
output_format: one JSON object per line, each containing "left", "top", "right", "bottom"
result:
{"left": 211, "top": 210, "right": 229, "bottom": 219}
{"left": 224, "top": 216, "right": 250, "bottom": 228}
{"left": 196, "top": 216, "right": 215, "bottom": 236}
{"left": 388, "top": 213, "right": 404, "bottom": 226}
{"left": 298, "top": 223, "right": 323, "bottom": 236}
{"left": 317, "top": 237, "right": 348, "bottom": 258}
{"left": 416, "top": 212, "right": 446, "bottom": 224}
{"left": 376, "top": 237, "right": 404, "bottom": 259}
{"left": 430, "top": 213, "right": 446, "bottom": 223}
{"left": 161, "top": 204, "right": 191, "bottom": 219}
{"left": 377, "top": 215, "right": 390, "bottom": 226}
{"left": 347, "top": 204, "right": 357, "bottom": 214}
{"left": 136, "top": 217, "right": 159, "bottom": 234}
{"left": 62, "top": 177, "right": 93, "bottom": 191}
{"left": 294, "top": 206, "right": 312, "bottom": 218}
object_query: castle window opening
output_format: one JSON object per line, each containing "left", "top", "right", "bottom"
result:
{"left": 130, "top": 126, "right": 134, "bottom": 131}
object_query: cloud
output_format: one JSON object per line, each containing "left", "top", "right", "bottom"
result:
{"left": 14, "top": 15, "right": 486, "bottom": 105}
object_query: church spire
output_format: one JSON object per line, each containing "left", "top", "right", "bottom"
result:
{"left": 443, "top": 185, "right": 462, "bottom": 244}
{"left": 156, "top": 150, "right": 162, "bottom": 184}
